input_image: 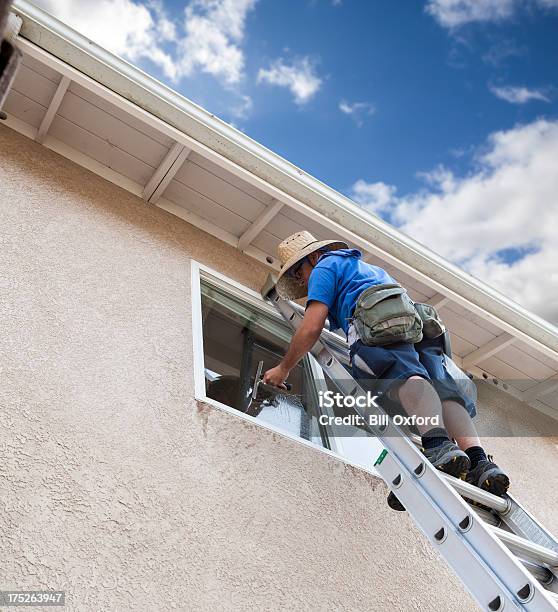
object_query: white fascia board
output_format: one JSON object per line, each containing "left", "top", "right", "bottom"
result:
{"left": 11, "top": 0, "right": 558, "bottom": 361}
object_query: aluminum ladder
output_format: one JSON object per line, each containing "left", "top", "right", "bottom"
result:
{"left": 261, "top": 275, "right": 558, "bottom": 611}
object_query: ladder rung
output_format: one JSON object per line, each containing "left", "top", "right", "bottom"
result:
{"left": 473, "top": 511, "right": 558, "bottom": 589}
{"left": 491, "top": 525, "right": 558, "bottom": 568}
{"left": 470, "top": 504, "right": 501, "bottom": 527}
{"left": 443, "top": 473, "right": 509, "bottom": 513}
{"left": 468, "top": 503, "right": 558, "bottom": 590}
{"left": 519, "top": 557, "right": 556, "bottom": 587}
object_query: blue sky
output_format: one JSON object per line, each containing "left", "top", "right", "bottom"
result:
{"left": 34, "top": 0, "right": 558, "bottom": 324}
{"left": 247, "top": 0, "right": 557, "bottom": 196}
{"left": 132, "top": 0, "right": 558, "bottom": 197}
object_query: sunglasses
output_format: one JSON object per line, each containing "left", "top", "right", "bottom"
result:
{"left": 289, "top": 257, "right": 309, "bottom": 280}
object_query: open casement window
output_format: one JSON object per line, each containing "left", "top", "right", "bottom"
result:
{"left": 199, "top": 277, "right": 333, "bottom": 448}
{"left": 192, "top": 263, "right": 383, "bottom": 467}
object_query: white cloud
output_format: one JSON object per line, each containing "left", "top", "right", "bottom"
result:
{"left": 425, "top": 0, "right": 516, "bottom": 28}
{"left": 489, "top": 84, "right": 550, "bottom": 104}
{"left": 148, "top": 0, "right": 177, "bottom": 41}
{"left": 257, "top": 57, "right": 322, "bottom": 105}
{"left": 34, "top": 0, "right": 257, "bottom": 87}
{"left": 426, "top": 0, "right": 558, "bottom": 28}
{"left": 178, "top": 0, "right": 257, "bottom": 85}
{"left": 35, "top": 0, "right": 179, "bottom": 79}
{"left": 229, "top": 94, "right": 253, "bottom": 119}
{"left": 482, "top": 39, "right": 526, "bottom": 67}
{"left": 339, "top": 100, "right": 375, "bottom": 126}
{"left": 350, "top": 180, "right": 396, "bottom": 214}
{"left": 351, "top": 120, "right": 558, "bottom": 324}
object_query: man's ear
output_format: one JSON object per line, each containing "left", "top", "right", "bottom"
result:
{"left": 308, "top": 252, "right": 319, "bottom": 265}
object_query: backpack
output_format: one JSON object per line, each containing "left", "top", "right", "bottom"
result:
{"left": 351, "top": 283, "right": 423, "bottom": 346}
{"left": 413, "top": 302, "right": 446, "bottom": 339}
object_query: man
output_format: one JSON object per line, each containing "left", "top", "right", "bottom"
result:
{"left": 263, "top": 231, "right": 509, "bottom": 508}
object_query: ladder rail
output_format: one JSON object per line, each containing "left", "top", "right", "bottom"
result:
{"left": 492, "top": 527, "right": 558, "bottom": 568}
{"left": 263, "top": 282, "right": 558, "bottom": 611}
{"left": 410, "top": 436, "right": 558, "bottom": 557}
{"left": 500, "top": 493, "right": 558, "bottom": 554}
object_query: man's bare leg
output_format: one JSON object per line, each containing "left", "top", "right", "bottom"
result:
{"left": 397, "top": 375, "right": 446, "bottom": 435}
{"left": 386, "top": 376, "right": 470, "bottom": 512}
{"left": 397, "top": 376, "right": 469, "bottom": 473}
{"left": 442, "top": 399, "right": 480, "bottom": 450}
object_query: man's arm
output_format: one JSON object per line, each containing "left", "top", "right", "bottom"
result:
{"left": 263, "top": 301, "right": 329, "bottom": 387}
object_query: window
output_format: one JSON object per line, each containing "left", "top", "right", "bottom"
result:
{"left": 191, "top": 262, "right": 383, "bottom": 468}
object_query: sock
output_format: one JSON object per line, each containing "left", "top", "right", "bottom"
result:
{"left": 421, "top": 427, "right": 450, "bottom": 450}
{"left": 465, "top": 446, "right": 488, "bottom": 469}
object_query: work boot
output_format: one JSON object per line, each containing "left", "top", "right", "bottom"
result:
{"left": 422, "top": 440, "right": 471, "bottom": 478}
{"left": 386, "top": 441, "right": 470, "bottom": 512}
{"left": 466, "top": 456, "right": 510, "bottom": 498}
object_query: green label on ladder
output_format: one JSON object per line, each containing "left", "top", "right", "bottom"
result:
{"left": 374, "top": 449, "right": 388, "bottom": 466}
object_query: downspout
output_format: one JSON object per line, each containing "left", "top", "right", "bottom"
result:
{"left": 0, "top": 3, "right": 23, "bottom": 111}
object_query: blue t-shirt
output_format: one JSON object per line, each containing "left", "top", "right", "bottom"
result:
{"left": 307, "top": 249, "right": 396, "bottom": 334}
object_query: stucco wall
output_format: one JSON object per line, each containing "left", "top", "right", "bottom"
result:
{"left": 1, "top": 124, "right": 556, "bottom": 611}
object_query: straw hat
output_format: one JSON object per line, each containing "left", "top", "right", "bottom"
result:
{"left": 275, "top": 231, "right": 348, "bottom": 299}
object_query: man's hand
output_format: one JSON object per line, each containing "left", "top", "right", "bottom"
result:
{"left": 263, "top": 364, "right": 290, "bottom": 388}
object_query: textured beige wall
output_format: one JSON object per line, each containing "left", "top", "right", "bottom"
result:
{"left": 0, "top": 124, "right": 556, "bottom": 612}
{"left": 474, "top": 382, "right": 558, "bottom": 535}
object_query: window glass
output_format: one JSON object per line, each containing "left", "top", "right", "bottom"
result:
{"left": 200, "top": 280, "right": 331, "bottom": 449}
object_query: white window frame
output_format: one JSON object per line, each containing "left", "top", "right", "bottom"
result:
{"left": 190, "top": 259, "right": 383, "bottom": 473}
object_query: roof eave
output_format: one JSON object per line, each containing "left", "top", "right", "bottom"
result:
{"left": 11, "top": 0, "right": 558, "bottom": 358}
